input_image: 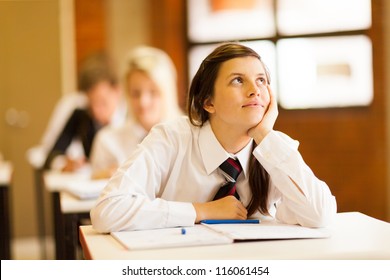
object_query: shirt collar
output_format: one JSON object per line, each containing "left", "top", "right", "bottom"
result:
{"left": 126, "top": 119, "right": 148, "bottom": 141}
{"left": 234, "top": 139, "right": 253, "bottom": 179}
{"left": 132, "top": 121, "right": 148, "bottom": 141}
{"left": 199, "top": 121, "right": 253, "bottom": 178}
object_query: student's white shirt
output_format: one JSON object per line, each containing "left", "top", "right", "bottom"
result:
{"left": 91, "top": 116, "right": 337, "bottom": 233}
{"left": 90, "top": 120, "right": 147, "bottom": 173}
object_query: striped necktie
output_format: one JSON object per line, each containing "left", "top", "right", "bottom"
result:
{"left": 213, "top": 158, "right": 242, "bottom": 200}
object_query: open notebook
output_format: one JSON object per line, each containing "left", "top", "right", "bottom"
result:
{"left": 110, "top": 221, "right": 331, "bottom": 250}
{"left": 111, "top": 225, "right": 233, "bottom": 250}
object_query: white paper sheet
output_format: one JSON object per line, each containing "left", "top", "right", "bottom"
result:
{"left": 202, "top": 222, "right": 331, "bottom": 240}
{"left": 111, "top": 225, "right": 233, "bottom": 250}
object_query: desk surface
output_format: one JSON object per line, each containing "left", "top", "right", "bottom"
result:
{"left": 0, "top": 161, "right": 12, "bottom": 259}
{"left": 44, "top": 170, "right": 91, "bottom": 192}
{"left": 60, "top": 191, "right": 96, "bottom": 214}
{"left": 0, "top": 161, "right": 13, "bottom": 185}
{"left": 45, "top": 170, "right": 104, "bottom": 213}
{"left": 45, "top": 170, "right": 100, "bottom": 213}
{"left": 79, "top": 212, "right": 390, "bottom": 260}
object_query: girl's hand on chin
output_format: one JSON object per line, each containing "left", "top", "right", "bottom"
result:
{"left": 248, "top": 85, "right": 278, "bottom": 144}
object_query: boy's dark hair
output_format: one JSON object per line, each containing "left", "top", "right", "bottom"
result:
{"left": 78, "top": 52, "right": 118, "bottom": 93}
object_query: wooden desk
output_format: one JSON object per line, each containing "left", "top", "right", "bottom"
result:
{"left": 43, "top": 170, "right": 94, "bottom": 260}
{"left": 0, "top": 161, "right": 13, "bottom": 260}
{"left": 79, "top": 212, "right": 390, "bottom": 260}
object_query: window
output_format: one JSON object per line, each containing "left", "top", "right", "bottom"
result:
{"left": 187, "top": 0, "right": 373, "bottom": 109}
{"left": 188, "top": 0, "right": 275, "bottom": 42}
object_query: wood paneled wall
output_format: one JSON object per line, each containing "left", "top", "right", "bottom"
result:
{"left": 149, "top": 0, "right": 188, "bottom": 109}
{"left": 74, "top": 0, "right": 187, "bottom": 106}
{"left": 74, "top": 0, "right": 107, "bottom": 72}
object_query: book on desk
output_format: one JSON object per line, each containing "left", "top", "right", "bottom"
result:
{"left": 110, "top": 220, "right": 331, "bottom": 250}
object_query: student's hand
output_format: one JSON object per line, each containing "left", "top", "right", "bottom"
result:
{"left": 193, "top": 196, "right": 248, "bottom": 223}
{"left": 62, "top": 157, "right": 86, "bottom": 172}
{"left": 247, "top": 85, "right": 278, "bottom": 144}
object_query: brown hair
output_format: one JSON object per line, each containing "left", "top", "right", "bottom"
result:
{"left": 78, "top": 52, "right": 118, "bottom": 93}
{"left": 187, "top": 43, "right": 271, "bottom": 216}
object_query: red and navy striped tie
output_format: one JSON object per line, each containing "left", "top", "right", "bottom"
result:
{"left": 213, "top": 158, "right": 242, "bottom": 200}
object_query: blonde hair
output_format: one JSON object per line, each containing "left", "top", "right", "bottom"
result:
{"left": 123, "top": 46, "right": 182, "bottom": 120}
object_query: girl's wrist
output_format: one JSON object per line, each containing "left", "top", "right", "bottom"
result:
{"left": 193, "top": 202, "right": 206, "bottom": 223}
{"left": 251, "top": 128, "right": 272, "bottom": 145}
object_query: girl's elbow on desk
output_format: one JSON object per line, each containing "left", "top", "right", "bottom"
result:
{"left": 90, "top": 207, "right": 112, "bottom": 233}
{"left": 276, "top": 196, "right": 337, "bottom": 228}
{"left": 90, "top": 201, "right": 128, "bottom": 233}
{"left": 299, "top": 200, "right": 337, "bottom": 228}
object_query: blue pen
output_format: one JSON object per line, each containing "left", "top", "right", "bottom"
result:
{"left": 181, "top": 228, "right": 186, "bottom": 235}
{"left": 200, "top": 219, "right": 260, "bottom": 224}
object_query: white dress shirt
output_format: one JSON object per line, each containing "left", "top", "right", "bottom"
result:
{"left": 91, "top": 116, "right": 337, "bottom": 232}
{"left": 90, "top": 119, "right": 147, "bottom": 173}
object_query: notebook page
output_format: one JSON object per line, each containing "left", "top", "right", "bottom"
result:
{"left": 202, "top": 222, "right": 331, "bottom": 240}
{"left": 111, "top": 225, "right": 233, "bottom": 250}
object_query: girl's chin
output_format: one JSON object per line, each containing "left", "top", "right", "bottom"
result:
{"left": 248, "top": 115, "right": 264, "bottom": 126}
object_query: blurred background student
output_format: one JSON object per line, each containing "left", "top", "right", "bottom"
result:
{"left": 26, "top": 91, "right": 88, "bottom": 171}
{"left": 90, "top": 46, "right": 183, "bottom": 179}
{"left": 41, "top": 52, "right": 127, "bottom": 172}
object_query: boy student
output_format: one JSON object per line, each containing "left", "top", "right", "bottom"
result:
{"left": 90, "top": 43, "right": 336, "bottom": 232}
{"left": 44, "top": 52, "right": 126, "bottom": 172}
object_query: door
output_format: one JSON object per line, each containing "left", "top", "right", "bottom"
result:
{"left": 0, "top": 1, "right": 63, "bottom": 239}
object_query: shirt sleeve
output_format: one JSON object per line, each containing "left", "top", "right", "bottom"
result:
{"left": 90, "top": 123, "right": 197, "bottom": 233}
{"left": 253, "top": 131, "right": 337, "bottom": 228}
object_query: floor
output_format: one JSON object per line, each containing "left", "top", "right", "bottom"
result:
{"left": 11, "top": 236, "right": 55, "bottom": 260}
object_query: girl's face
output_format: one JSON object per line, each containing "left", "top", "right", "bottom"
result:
{"left": 127, "top": 70, "right": 163, "bottom": 131}
{"left": 204, "top": 56, "right": 270, "bottom": 133}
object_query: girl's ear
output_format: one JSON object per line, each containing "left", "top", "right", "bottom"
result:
{"left": 203, "top": 97, "right": 215, "bottom": 114}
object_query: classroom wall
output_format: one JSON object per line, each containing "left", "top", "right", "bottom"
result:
{"left": 105, "top": 0, "right": 151, "bottom": 73}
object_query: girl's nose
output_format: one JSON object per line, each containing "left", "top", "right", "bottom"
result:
{"left": 139, "top": 91, "right": 154, "bottom": 109}
{"left": 248, "top": 82, "right": 263, "bottom": 97}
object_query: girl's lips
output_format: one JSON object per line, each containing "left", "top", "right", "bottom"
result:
{"left": 242, "top": 102, "right": 263, "bottom": 108}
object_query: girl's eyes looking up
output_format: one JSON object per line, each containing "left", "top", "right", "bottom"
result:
{"left": 257, "top": 77, "right": 267, "bottom": 86}
{"left": 231, "top": 77, "right": 243, "bottom": 85}
{"left": 230, "top": 76, "right": 267, "bottom": 86}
